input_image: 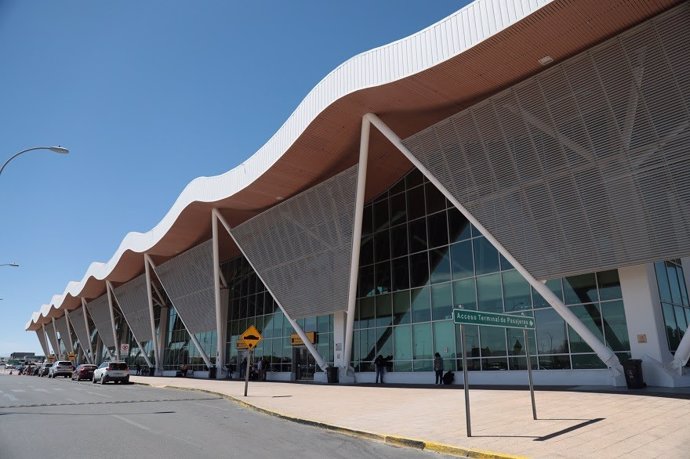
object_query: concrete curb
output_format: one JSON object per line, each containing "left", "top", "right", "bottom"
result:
{"left": 134, "top": 381, "right": 523, "bottom": 459}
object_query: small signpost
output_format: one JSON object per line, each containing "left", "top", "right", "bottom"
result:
{"left": 453, "top": 308, "right": 537, "bottom": 437}
{"left": 239, "top": 325, "right": 262, "bottom": 397}
{"left": 120, "top": 343, "right": 129, "bottom": 356}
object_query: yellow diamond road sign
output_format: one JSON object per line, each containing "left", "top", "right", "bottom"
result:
{"left": 239, "top": 325, "right": 262, "bottom": 350}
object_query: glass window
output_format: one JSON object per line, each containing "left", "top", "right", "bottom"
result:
{"left": 567, "top": 304, "right": 603, "bottom": 353}
{"left": 572, "top": 354, "right": 606, "bottom": 369}
{"left": 358, "top": 297, "right": 375, "bottom": 329}
{"left": 535, "top": 308, "right": 569, "bottom": 355}
{"left": 431, "top": 283, "right": 453, "bottom": 321}
{"left": 425, "top": 182, "right": 446, "bottom": 214}
{"left": 668, "top": 263, "right": 683, "bottom": 305}
{"left": 373, "top": 199, "right": 390, "bottom": 232}
{"left": 473, "top": 237, "right": 499, "bottom": 275}
{"left": 656, "top": 262, "right": 672, "bottom": 303}
{"left": 452, "top": 278, "right": 477, "bottom": 310}
{"left": 408, "top": 218, "right": 427, "bottom": 253}
{"left": 409, "top": 252, "right": 430, "bottom": 288}
{"left": 394, "top": 325, "right": 412, "bottom": 360}
{"left": 390, "top": 192, "right": 407, "bottom": 226}
{"left": 427, "top": 211, "right": 448, "bottom": 248}
{"left": 407, "top": 186, "right": 426, "bottom": 221}
{"left": 564, "top": 273, "right": 598, "bottom": 304}
{"left": 362, "top": 205, "right": 373, "bottom": 236}
{"left": 393, "top": 291, "right": 411, "bottom": 325}
{"left": 390, "top": 177, "right": 406, "bottom": 195}
{"left": 359, "top": 235, "right": 374, "bottom": 266}
{"left": 376, "top": 327, "right": 393, "bottom": 358}
{"left": 391, "top": 256, "right": 410, "bottom": 291}
{"left": 376, "top": 294, "right": 392, "bottom": 327}
{"left": 455, "top": 324, "right": 479, "bottom": 359}
{"left": 317, "top": 315, "right": 331, "bottom": 333}
{"left": 374, "top": 261, "right": 391, "bottom": 294}
{"left": 450, "top": 240, "right": 473, "bottom": 279}
{"left": 477, "top": 273, "right": 503, "bottom": 312}
{"left": 502, "top": 270, "right": 531, "bottom": 311}
{"left": 358, "top": 265, "right": 375, "bottom": 297}
{"left": 374, "top": 230, "right": 390, "bottom": 262}
{"left": 533, "top": 279, "right": 564, "bottom": 307}
{"left": 411, "top": 286, "right": 431, "bottom": 322}
{"left": 447, "top": 208, "right": 471, "bottom": 243}
{"left": 390, "top": 224, "right": 408, "bottom": 258}
{"left": 429, "top": 248, "right": 451, "bottom": 284}
{"left": 597, "top": 270, "right": 622, "bottom": 301}
{"left": 433, "top": 321, "right": 456, "bottom": 364}
{"left": 662, "top": 303, "right": 679, "bottom": 350}
{"left": 601, "top": 301, "right": 629, "bottom": 352}
{"left": 405, "top": 169, "right": 424, "bottom": 189}
{"left": 413, "top": 323, "right": 432, "bottom": 360}
{"left": 480, "top": 326, "right": 507, "bottom": 357}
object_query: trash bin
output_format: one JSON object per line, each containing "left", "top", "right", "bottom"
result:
{"left": 326, "top": 366, "right": 339, "bottom": 384}
{"left": 208, "top": 365, "right": 217, "bottom": 379}
{"left": 622, "top": 359, "right": 645, "bottom": 389}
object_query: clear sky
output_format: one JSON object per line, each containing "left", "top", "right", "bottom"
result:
{"left": 0, "top": 0, "right": 469, "bottom": 356}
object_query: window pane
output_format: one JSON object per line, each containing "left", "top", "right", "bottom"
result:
{"left": 572, "top": 354, "right": 606, "bottom": 369}
{"left": 374, "top": 230, "right": 390, "bottom": 262}
{"left": 374, "top": 261, "right": 391, "bottom": 294}
{"left": 406, "top": 169, "right": 424, "bottom": 189}
{"left": 373, "top": 199, "right": 390, "bottom": 232}
{"left": 429, "top": 248, "right": 451, "bottom": 284}
{"left": 361, "top": 205, "right": 373, "bottom": 236}
{"left": 502, "top": 270, "right": 531, "bottom": 311}
{"left": 431, "top": 283, "right": 453, "bottom": 321}
{"left": 358, "top": 265, "right": 374, "bottom": 297}
{"left": 413, "top": 323, "right": 432, "bottom": 360}
{"left": 393, "top": 291, "right": 411, "bottom": 325}
{"left": 473, "top": 237, "right": 499, "bottom": 275}
{"left": 409, "top": 252, "right": 429, "bottom": 288}
{"left": 567, "top": 304, "right": 603, "bottom": 353}
{"left": 450, "top": 240, "right": 473, "bottom": 279}
{"left": 408, "top": 218, "right": 427, "bottom": 253}
{"left": 597, "top": 270, "right": 622, "bottom": 301}
{"left": 407, "top": 186, "right": 426, "bottom": 221}
{"left": 662, "top": 302, "right": 679, "bottom": 350}
{"left": 358, "top": 297, "right": 375, "bottom": 329}
{"left": 394, "top": 325, "right": 412, "bottom": 360}
{"left": 433, "top": 321, "right": 456, "bottom": 367}
{"left": 360, "top": 235, "right": 374, "bottom": 266}
{"left": 376, "top": 294, "right": 392, "bottom": 327}
{"left": 455, "top": 324, "right": 479, "bottom": 358}
{"left": 390, "top": 224, "right": 408, "bottom": 258}
{"left": 452, "top": 278, "right": 477, "bottom": 310}
{"left": 480, "top": 326, "right": 507, "bottom": 357}
{"left": 564, "top": 273, "right": 598, "bottom": 304}
{"left": 477, "top": 273, "right": 503, "bottom": 312}
{"left": 377, "top": 327, "right": 393, "bottom": 357}
{"left": 668, "top": 263, "right": 683, "bottom": 305}
{"left": 427, "top": 211, "right": 448, "bottom": 248}
{"left": 447, "top": 208, "right": 471, "bottom": 243}
{"left": 411, "top": 287, "right": 431, "bottom": 322}
{"left": 602, "top": 300, "right": 629, "bottom": 352}
{"left": 538, "top": 355, "right": 571, "bottom": 370}
{"left": 533, "top": 279, "right": 564, "bottom": 307}
{"left": 655, "top": 261, "right": 672, "bottom": 303}
{"left": 390, "top": 193, "right": 407, "bottom": 226}
{"left": 425, "top": 182, "right": 446, "bottom": 214}
{"left": 535, "top": 308, "right": 569, "bottom": 354}
{"left": 391, "top": 256, "right": 410, "bottom": 291}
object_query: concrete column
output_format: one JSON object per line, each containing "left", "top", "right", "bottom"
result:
{"left": 95, "top": 338, "right": 103, "bottom": 365}
{"left": 620, "top": 264, "right": 674, "bottom": 385}
{"left": 332, "top": 311, "right": 348, "bottom": 369}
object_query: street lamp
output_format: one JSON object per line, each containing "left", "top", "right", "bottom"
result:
{"left": 0, "top": 146, "right": 70, "bottom": 176}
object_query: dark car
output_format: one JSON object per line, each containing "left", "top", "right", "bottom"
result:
{"left": 72, "top": 364, "right": 97, "bottom": 381}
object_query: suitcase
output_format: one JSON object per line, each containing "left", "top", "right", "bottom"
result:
{"left": 442, "top": 371, "right": 454, "bottom": 385}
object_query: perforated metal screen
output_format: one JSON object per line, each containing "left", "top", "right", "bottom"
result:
{"left": 69, "top": 307, "right": 92, "bottom": 354}
{"left": 154, "top": 239, "right": 216, "bottom": 334}
{"left": 45, "top": 325, "right": 59, "bottom": 356}
{"left": 35, "top": 329, "right": 49, "bottom": 356}
{"left": 85, "top": 295, "right": 116, "bottom": 349}
{"left": 231, "top": 166, "right": 357, "bottom": 319}
{"left": 54, "top": 316, "right": 70, "bottom": 349}
{"left": 403, "top": 5, "right": 690, "bottom": 280}
{"left": 113, "top": 274, "right": 152, "bottom": 342}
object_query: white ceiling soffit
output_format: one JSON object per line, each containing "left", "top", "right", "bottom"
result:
{"left": 28, "top": 0, "right": 552, "bottom": 328}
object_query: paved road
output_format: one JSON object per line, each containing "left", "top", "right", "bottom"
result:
{"left": 0, "top": 374, "right": 454, "bottom": 459}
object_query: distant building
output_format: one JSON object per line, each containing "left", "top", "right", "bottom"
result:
{"left": 10, "top": 352, "right": 35, "bottom": 360}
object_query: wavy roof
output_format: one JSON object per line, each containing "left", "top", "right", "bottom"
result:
{"left": 27, "top": 0, "right": 679, "bottom": 330}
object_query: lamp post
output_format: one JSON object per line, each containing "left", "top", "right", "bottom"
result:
{"left": 0, "top": 146, "right": 69, "bottom": 176}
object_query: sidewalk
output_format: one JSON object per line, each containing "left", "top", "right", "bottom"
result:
{"left": 130, "top": 375, "right": 690, "bottom": 458}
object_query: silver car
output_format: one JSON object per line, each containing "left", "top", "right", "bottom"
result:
{"left": 93, "top": 361, "right": 130, "bottom": 384}
{"left": 48, "top": 361, "right": 74, "bottom": 378}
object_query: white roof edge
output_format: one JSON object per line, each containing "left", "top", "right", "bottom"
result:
{"left": 29, "top": 0, "right": 552, "bottom": 328}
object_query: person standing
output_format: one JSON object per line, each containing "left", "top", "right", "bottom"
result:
{"left": 374, "top": 355, "right": 386, "bottom": 384}
{"left": 434, "top": 352, "right": 444, "bottom": 385}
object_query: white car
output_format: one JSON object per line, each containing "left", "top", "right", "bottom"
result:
{"left": 93, "top": 361, "right": 130, "bottom": 384}
{"left": 48, "top": 361, "right": 74, "bottom": 378}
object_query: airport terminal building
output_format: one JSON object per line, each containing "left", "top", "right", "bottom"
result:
{"left": 27, "top": 0, "right": 690, "bottom": 388}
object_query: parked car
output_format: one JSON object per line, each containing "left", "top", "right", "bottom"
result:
{"left": 48, "top": 361, "right": 74, "bottom": 378}
{"left": 39, "top": 363, "right": 53, "bottom": 377}
{"left": 72, "top": 364, "right": 97, "bottom": 381}
{"left": 93, "top": 361, "right": 130, "bottom": 384}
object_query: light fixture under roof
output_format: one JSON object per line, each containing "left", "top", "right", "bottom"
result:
{"left": 538, "top": 55, "right": 554, "bottom": 66}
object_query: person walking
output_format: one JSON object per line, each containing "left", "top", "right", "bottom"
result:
{"left": 374, "top": 355, "right": 386, "bottom": 384}
{"left": 434, "top": 352, "right": 444, "bottom": 385}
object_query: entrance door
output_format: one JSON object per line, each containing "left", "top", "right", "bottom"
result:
{"left": 293, "top": 346, "right": 315, "bottom": 381}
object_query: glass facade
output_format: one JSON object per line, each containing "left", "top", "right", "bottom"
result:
{"left": 354, "top": 169, "right": 631, "bottom": 373}
{"left": 655, "top": 259, "right": 690, "bottom": 353}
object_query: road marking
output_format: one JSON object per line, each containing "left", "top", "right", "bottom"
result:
{"left": 112, "top": 414, "right": 153, "bottom": 432}
{"left": 85, "top": 391, "right": 112, "bottom": 398}
{"left": 2, "top": 393, "right": 18, "bottom": 402}
{"left": 10, "top": 389, "right": 25, "bottom": 393}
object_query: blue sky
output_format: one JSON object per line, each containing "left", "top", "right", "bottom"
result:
{"left": 0, "top": 0, "right": 468, "bottom": 356}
